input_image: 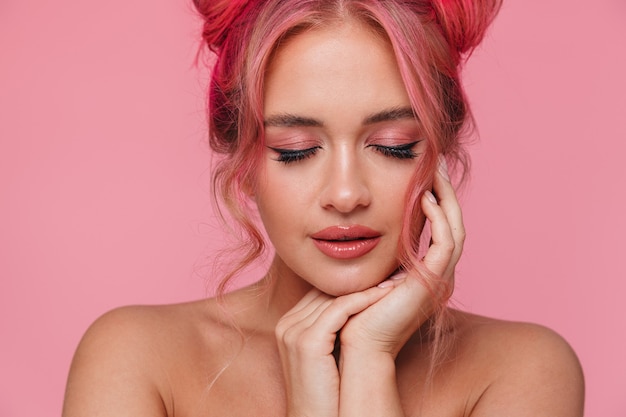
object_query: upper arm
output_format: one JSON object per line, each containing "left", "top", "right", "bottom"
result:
{"left": 470, "top": 323, "right": 584, "bottom": 417}
{"left": 62, "top": 307, "right": 169, "bottom": 417}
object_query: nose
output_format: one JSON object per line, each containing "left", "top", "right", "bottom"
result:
{"left": 319, "top": 148, "right": 371, "bottom": 213}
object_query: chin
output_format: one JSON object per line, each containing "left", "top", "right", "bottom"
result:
{"left": 308, "top": 268, "right": 392, "bottom": 297}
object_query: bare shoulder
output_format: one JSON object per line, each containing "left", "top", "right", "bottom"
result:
{"left": 450, "top": 310, "right": 585, "bottom": 417}
{"left": 62, "top": 300, "right": 226, "bottom": 417}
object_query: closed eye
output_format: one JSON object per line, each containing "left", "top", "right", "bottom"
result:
{"left": 268, "top": 146, "right": 321, "bottom": 164}
{"left": 369, "top": 141, "right": 421, "bottom": 160}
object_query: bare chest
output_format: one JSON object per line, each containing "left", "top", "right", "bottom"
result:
{"left": 164, "top": 341, "right": 482, "bottom": 417}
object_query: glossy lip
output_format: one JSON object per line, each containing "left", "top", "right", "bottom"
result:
{"left": 311, "top": 225, "right": 382, "bottom": 260}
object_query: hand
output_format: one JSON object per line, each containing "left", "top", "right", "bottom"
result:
{"left": 275, "top": 286, "right": 393, "bottom": 417}
{"left": 339, "top": 156, "right": 466, "bottom": 358}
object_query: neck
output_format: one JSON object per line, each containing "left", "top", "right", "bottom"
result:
{"left": 220, "top": 255, "right": 312, "bottom": 334}
{"left": 263, "top": 255, "right": 313, "bottom": 319}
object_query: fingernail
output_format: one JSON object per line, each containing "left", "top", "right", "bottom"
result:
{"left": 377, "top": 280, "right": 395, "bottom": 288}
{"left": 425, "top": 190, "right": 437, "bottom": 204}
{"left": 391, "top": 272, "right": 408, "bottom": 280}
{"left": 438, "top": 155, "right": 450, "bottom": 181}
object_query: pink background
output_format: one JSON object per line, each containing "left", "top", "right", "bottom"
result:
{"left": 1, "top": 0, "right": 625, "bottom": 416}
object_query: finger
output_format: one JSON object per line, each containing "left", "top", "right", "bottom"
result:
{"left": 421, "top": 189, "right": 455, "bottom": 279}
{"left": 310, "top": 285, "right": 392, "bottom": 335}
{"left": 277, "top": 286, "right": 392, "bottom": 355}
{"left": 433, "top": 156, "right": 465, "bottom": 274}
{"left": 282, "top": 288, "right": 326, "bottom": 318}
{"left": 277, "top": 290, "right": 331, "bottom": 331}
{"left": 434, "top": 156, "right": 465, "bottom": 249}
{"left": 293, "top": 297, "right": 335, "bottom": 331}
{"left": 276, "top": 295, "right": 335, "bottom": 355}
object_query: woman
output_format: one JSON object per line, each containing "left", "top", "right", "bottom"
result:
{"left": 63, "top": 0, "right": 584, "bottom": 415}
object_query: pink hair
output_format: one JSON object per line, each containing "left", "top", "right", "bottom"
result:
{"left": 194, "top": 0, "right": 501, "bottom": 368}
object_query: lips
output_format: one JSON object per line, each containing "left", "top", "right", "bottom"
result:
{"left": 311, "top": 225, "right": 381, "bottom": 260}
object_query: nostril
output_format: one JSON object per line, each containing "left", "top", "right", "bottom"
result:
{"left": 318, "top": 155, "right": 372, "bottom": 212}
{"left": 320, "top": 180, "right": 372, "bottom": 213}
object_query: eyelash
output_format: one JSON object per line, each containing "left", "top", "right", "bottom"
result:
{"left": 269, "top": 141, "right": 420, "bottom": 164}
{"left": 269, "top": 146, "right": 321, "bottom": 164}
{"left": 369, "top": 141, "right": 420, "bottom": 160}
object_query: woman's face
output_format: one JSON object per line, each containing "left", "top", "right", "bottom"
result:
{"left": 256, "top": 20, "right": 425, "bottom": 296}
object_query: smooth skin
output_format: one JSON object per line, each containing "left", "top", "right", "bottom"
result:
{"left": 63, "top": 19, "right": 584, "bottom": 417}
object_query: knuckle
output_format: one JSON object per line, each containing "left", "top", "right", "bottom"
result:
{"left": 276, "top": 321, "right": 301, "bottom": 345}
{"left": 282, "top": 326, "right": 302, "bottom": 347}
{"left": 275, "top": 320, "right": 288, "bottom": 338}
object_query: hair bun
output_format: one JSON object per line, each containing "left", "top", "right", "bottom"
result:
{"left": 432, "top": 0, "right": 502, "bottom": 60}
{"left": 193, "top": 0, "right": 248, "bottom": 51}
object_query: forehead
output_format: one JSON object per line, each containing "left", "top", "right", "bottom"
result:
{"left": 263, "top": 20, "right": 411, "bottom": 124}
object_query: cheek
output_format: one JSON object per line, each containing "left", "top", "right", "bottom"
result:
{"left": 375, "top": 168, "right": 414, "bottom": 208}
{"left": 256, "top": 162, "right": 316, "bottom": 203}
{"left": 254, "top": 169, "right": 309, "bottom": 236}
{"left": 255, "top": 187, "right": 284, "bottom": 232}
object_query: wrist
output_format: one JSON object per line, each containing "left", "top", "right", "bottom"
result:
{"left": 338, "top": 349, "right": 403, "bottom": 417}
{"left": 339, "top": 335, "right": 401, "bottom": 360}
{"left": 338, "top": 347, "right": 396, "bottom": 377}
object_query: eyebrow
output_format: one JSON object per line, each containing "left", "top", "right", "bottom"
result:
{"left": 363, "top": 106, "right": 416, "bottom": 125}
{"left": 264, "top": 114, "right": 323, "bottom": 128}
{"left": 263, "top": 106, "right": 417, "bottom": 128}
